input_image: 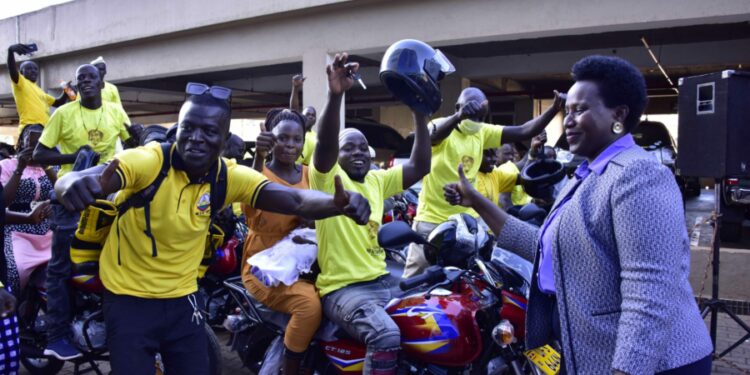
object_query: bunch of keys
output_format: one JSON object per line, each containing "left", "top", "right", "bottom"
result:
{"left": 351, "top": 72, "right": 367, "bottom": 90}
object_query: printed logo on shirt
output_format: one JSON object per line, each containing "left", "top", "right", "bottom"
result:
{"left": 461, "top": 155, "right": 475, "bottom": 172}
{"left": 196, "top": 192, "right": 211, "bottom": 215}
{"left": 366, "top": 221, "right": 384, "bottom": 257}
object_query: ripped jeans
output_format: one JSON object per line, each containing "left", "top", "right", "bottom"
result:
{"left": 322, "top": 275, "right": 400, "bottom": 374}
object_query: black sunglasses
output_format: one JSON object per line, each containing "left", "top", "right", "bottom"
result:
{"left": 185, "top": 82, "right": 232, "bottom": 103}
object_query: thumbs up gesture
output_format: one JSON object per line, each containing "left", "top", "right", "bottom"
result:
{"left": 443, "top": 164, "right": 478, "bottom": 207}
{"left": 255, "top": 122, "right": 275, "bottom": 160}
{"left": 333, "top": 175, "right": 371, "bottom": 225}
{"left": 57, "top": 160, "right": 120, "bottom": 211}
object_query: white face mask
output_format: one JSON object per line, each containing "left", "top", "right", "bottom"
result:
{"left": 459, "top": 119, "right": 483, "bottom": 135}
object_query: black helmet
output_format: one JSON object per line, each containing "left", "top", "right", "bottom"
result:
{"left": 521, "top": 158, "right": 565, "bottom": 202}
{"left": 426, "top": 213, "right": 491, "bottom": 269}
{"left": 379, "top": 39, "right": 455, "bottom": 115}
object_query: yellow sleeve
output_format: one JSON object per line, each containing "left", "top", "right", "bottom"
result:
{"left": 111, "top": 84, "right": 123, "bottom": 106}
{"left": 309, "top": 162, "right": 340, "bottom": 194}
{"left": 492, "top": 167, "right": 518, "bottom": 193}
{"left": 114, "top": 144, "right": 162, "bottom": 191}
{"left": 116, "top": 107, "right": 131, "bottom": 141}
{"left": 377, "top": 164, "right": 404, "bottom": 198}
{"left": 482, "top": 124, "right": 504, "bottom": 149}
{"left": 46, "top": 93, "right": 55, "bottom": 106}
{"left": 39, "top": 108, "right": 65, "bottom": 149}
{"left": 225, "top": 162, "right": 271, "bottom": 208}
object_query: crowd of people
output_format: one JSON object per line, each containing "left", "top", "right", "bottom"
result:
{"left": 0, "top": 40, "right": 714, "bottom": 375}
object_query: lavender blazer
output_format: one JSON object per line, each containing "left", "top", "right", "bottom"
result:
{"left": 497, "top": 146, "right": 712, "bottom": 374}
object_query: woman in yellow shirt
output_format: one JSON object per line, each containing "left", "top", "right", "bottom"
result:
{"left": 242, "top": 108, "right": 318, "bottom": 375}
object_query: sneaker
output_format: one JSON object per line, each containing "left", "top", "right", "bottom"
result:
{"left": 44, "top": 338, "right": 83, "bottom": 360}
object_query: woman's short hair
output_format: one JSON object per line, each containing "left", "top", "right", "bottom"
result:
{"left": 264, "top": 108, "right": 306, "bottom": 133}
{"left": 571, "top": 55, "right": 648, "bottom": 131}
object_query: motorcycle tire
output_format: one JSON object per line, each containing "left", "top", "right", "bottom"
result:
{"left": 206, "top": 323, "right": 223, "bottom": 375}
{"left": 20, "top": 356, "right": 65, "bottom": 375}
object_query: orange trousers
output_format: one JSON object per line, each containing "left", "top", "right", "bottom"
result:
{"left": 243, "top": 275, "right": 322, "bottom": 353}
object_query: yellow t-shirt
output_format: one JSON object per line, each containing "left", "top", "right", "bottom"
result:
{"left": 297, "top": 131, "right": 317, "bottom": 165}
{"left": 11, "top": 75, "right": 55, "bottom": 129}
{"left": 39, "top": 101, "right": 131, "bottom": 176}
{"left": 498, "top": 161, "right": 532, "bottom": 207}
{"left": 310, "top": 162, "right": 403, "bottom": 297}
{"left": 415, "top": 120, "right": 504, "bottom": 224}
{"left": 476, "top": 166, "right": 518, "bottom": 206}
{"left": 75, "top": 81, "right": 122, "bottom": 106}
{"left": 101, "top": 143, "right": 270, "bottom": 298}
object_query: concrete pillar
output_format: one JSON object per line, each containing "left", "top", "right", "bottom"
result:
{"left": 435, "top": 74, "right": 470, "bottom": 118}
{"left": 302, "top": 50, "right": 344, "bottom": 130}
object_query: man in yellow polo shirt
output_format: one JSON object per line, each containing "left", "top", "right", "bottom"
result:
{"left": 7, "top": 43, "right": 70, "bottom": 134}
{"left": 403, "top": 87, "right": 563, "bottom": 278}
{"left": 74, "top": 56, "right": 124, "bottom": 108}
{"left": 311, "top": 53, "right": 430, "bottom": 375}
{"left": 33, "top": 64, "right": 132, "bottom": 360}
{"left": 289, "top": 74, "right": 318, "bottom": 165}
{"left": 54, "top": 86, "right": 370, "bottom": 374}
{"left": 476, "top": 148, "right": 518, "bottom": 207}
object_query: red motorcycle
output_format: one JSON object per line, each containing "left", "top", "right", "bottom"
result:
{"left": 224, "top": 220, "right": 556, "bottom": 374}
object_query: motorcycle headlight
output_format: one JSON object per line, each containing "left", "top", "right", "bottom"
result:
{"left": 491, "top": 319, "right": 516, "bottom": 347}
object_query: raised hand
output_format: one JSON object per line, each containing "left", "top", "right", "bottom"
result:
{"left": 292, "top": 74, "right": 306, "bottom": 88}
{"left": 458, "top": 99, "right": 488, "bottom": 121}
{"left": 9, "top": 44, "right": 33, "bottom": 55}
{"left": 326, "top": 53, "right": 359, "bottom": 96}
{"left": 255, "top": 122, "right": 275, "bottom": 160}
{"left": 530, "top": 130, "right": 547, "bottom": 156}
{"left": 333, "top": 175, "right": 370, "bottom": 225}
{"left": 552, "top": 90, "right": 566, "bottom": 112}
{"left": 59, "top": 160, "right": 119, "bottom": 211}
{"left": 443, "top": 164, "right": 479, "bottom": 208}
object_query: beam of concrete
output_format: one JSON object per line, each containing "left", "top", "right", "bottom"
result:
{"left": 455, "top": 38, "right": 750, "bottom": 80}
{"left": 1, "top": 0, "right": 748, "bottom": 97}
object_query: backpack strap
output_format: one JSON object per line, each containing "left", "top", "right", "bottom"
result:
{"left": 116, "top": 142, "right": 172, "bottom": 260}
{"left": 209, "top": 158, "right": 228, "bottom": 220}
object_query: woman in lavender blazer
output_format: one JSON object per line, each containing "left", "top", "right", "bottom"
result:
{"left": 445, "top": 55, "right": 713, "bottom": 374}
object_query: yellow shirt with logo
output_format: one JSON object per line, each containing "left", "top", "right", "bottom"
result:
{"left": 75, "top": 81, "right": 122, "bottom": 106}
{"left": 101, "top": 143, "right": 270, "bottom": 298}
{"left": 297, "top": 130, "right": 317, "bottom": 165}
{"left": 476, "top": 166, "right": 518, "bottom": 206}
{"left": 39, "top": 101, "right": 131, "bottom": 177}
{"left": 11, "top": 75, "right": 55, "bottom": 130}
{"left": 415, "top": 120, "right": 504, "bottom": 224}
{"left": 310, "top": 162, "right": 403, "bottom": 297}
{"left": 498, "top": 161, "right": 532, "bottom": 207}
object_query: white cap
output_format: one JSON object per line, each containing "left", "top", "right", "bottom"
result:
{"left": 369, "top": 146, "right": 376, "bottom": 159}
{"left": 90, "top": 56, "right": 106, "bottom": 65}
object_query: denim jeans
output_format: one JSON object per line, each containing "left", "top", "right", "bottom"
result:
{"left": 45, "top": 203, "right": 79, "bottom": 343}
{"left": 322, "top": 276, "right": 400, "bottom": 374}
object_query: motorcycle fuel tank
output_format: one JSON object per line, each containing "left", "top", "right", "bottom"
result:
{"left": 386, "top": 289, "right": 483, "bottom": 366}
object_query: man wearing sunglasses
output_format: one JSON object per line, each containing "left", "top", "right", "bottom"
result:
{"left": 53, "top": 82, "right": 371, "bottom": 374}
{"left": 33, "top": 63, "right": 132, "bottom": 360}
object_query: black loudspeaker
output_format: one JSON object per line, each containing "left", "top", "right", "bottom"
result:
{"left": 676, "top": 70, "right": 750, "bottom": 178}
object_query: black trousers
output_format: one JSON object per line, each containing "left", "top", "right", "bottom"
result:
{"left": 103, "top": 291, "right": 208, "bottom": 375}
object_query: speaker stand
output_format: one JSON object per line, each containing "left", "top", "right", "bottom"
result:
{"left": 700, "top": 180, "right": 750, "bottom": 358}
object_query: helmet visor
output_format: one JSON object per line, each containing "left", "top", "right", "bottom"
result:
{"left": 433, "top": 49, "right": 455, "bottom": 75}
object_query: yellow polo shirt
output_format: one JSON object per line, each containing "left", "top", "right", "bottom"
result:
{"left": 11, "top": 75, "right": 55, "bottom": 130}
{"left": 39, "top": 101, "right": 130, "bottom": 177}
{"left": 476, "top": 166, "right": 518, "bottom": 206}
{"left": 498, "top": 161, "right": 532, "bottom": 207}
{"left": 297, "top": 131, "right": 317, "bottom": 165}
{"left": 101, "top": 143, "right": 270, "bottom": 298}
{"left": 75, "top": 81, "right": 122, "bottom": 106}
{"left": 415, "top": 120, "right": 504, "bottom": 224}
{"left": 311, "top": 162, "right": 403, "bottom": 297}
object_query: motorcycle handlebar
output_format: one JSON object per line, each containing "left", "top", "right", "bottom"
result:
{"left": 399, "top": 266, "right": 445, "bottom": 291}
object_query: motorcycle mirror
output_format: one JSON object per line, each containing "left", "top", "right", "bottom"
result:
{"left": 378, "top": 221, "right": 427, "bottom": 248}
